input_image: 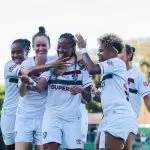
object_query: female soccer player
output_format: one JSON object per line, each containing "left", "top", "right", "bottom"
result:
{"left": 118, "top": 44, "right": 150, "bottom": 150}
{"left": 15, "top": 26, "right": 56, "bottom": 150}
{"left": 19, "top": 33, "right": 92, "bottom": 150}
{"left": 1, "top": 39, "right": 30, "bottom": 150}
{"left": 75, "top": 33, "right": 135, "bottom": 150}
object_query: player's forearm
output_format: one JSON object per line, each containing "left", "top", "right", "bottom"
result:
{"left": 18, "top": 83, "right": 27, "bottom": 97}
{"left": 81, "top": 98, "right": 87, "bottom": 104}
{"left": 81, "top": 90, "right": 91, "bottom": 102}
{"left": 28, "top": 63, "right": 54, "bottom": 76}
{"left": 82, "top": 53, "right": 96, "bottom": 74}
{"left": 81, "top": 86, "right": 92, "bottom": 102}
{"left": 92, "top": 91, "right": 101, "bottom": 102}
{"left": 82, "top": 50, "right": 101, "bottom": 75}
{"left": 144, "top": 94, "right": 150, "bottom": 112}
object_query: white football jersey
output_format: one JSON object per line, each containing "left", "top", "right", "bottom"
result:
{"left": 17, "top": 56, "right": 56, "bottom": 118}
{"left": 41, "top": 65, "right": 92, "bottom": 121}
{"left": 2, "top": 60, "right": 21, "bottom": 115}
{"left": 127, "top": 68, "right": 150, "bottom": 118}
{"left": 98, "top": 58, "right": 133, "bottom": 116}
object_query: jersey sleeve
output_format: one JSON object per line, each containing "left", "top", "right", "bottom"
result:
{"left": 97, "top": 58, "right": 126, "bottom": 75}
{"left": 81, "top": 69, "right": 92, "bottom": 88}
{"left": 4, "top": 61, "right": 21, "bottom": 78}
{"left": 21, "top": 59, "right": 31, "bottom": 68}
{"left": 138, "top": 72, "right": 150, "bottom": 97}
{"left": 40, "top": 71, "right": 51, "bottom": 82}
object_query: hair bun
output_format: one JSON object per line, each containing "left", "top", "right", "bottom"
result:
{"left": 23, "top": 39, "right": 30, "bottom": 44}
{"left": 38, "top": 26, "right": 46, "bottom": 34}
{"left": 132, "top": 47, "right": 135, "bottom": 52}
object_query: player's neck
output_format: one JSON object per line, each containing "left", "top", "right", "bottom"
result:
{"left": 34, "top": 56, "right": 47, "bottom": 66}
{"left": 67, "top": 56, "right": 75, "bottom": 65}
{"left": 126, "top": 62, "right": 132, "bottom": 70}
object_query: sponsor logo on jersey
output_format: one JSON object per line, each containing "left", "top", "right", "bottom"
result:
{"left": 43, "top": 132, "right": 47, "bottom": 139}
{"left": 106, "top": 60, "right": 113, "bottom": 66}
{"left": 50, "top": 84, "right": 70, "bottom": 91}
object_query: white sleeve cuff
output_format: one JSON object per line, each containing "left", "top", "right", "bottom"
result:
{"left": 81, "top": 48, "right": 88, "bottom": 54}
{"left": 39, "top": 75, "right": 49, "bottom": 82}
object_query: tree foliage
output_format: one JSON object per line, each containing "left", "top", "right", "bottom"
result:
{"left": 0, "top": 85, "right": 5, "bottom": 113}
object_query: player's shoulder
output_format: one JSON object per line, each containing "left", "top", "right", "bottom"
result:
{"left": 47, "top": 55, "right": 58, "bottom": 62}
{"left": 4, "top": 60, "right": 18, "bottom": 71}
{"left": 107, "top": 57, "right": 126, "bottom": 67}
{"left": 5, "top": 60, "right": 14, "bottom": 67}
{"left": 21, "top": 57, "right": 34, "bottom": 66}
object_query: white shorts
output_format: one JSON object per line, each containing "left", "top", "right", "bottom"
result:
{"left": 15, "top": 116, "right": 43, "bottom": 145}
{"left": 98, "top": 113, "right": 135, "bottom": 142}
{"left": 1, "top": 114, "right": 16, "bottom": 145}
{"left": 42, "top": 113, "right": 83, "bottom": 149}
{"left": 80, "top": 109, "right": 88, "bottom": 143}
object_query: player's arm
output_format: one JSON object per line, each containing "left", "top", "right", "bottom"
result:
{"left": 81, "top": 85, "right": 92, "bottom": 102}
{"left": 18, "top": 78, "right": 27, "bottom": 97}
{"left": 70, "top": 85, "right": 92, "bottom": 103}
{"left": 75, "top": 34, "right": 101, "bottom": 75}
{"left": 81, "top": 98, "right": 87, "bottom": 104}
{"left": 144, "top": 94, "right": 150, "bottom": 112}
{"left": 20, "top": 58, "right": 69, "bottom": 76}
{"left": 139, "top": 72, "right": 150, "bottom": 112}
{"left": 18, "top": 73, "right": 49, "bottom": 96}
{"left": 4, "top": 62, "right": 21, "bottom": 78}
{"left": 92, "top": 91, "right": 101, "bottom": 102}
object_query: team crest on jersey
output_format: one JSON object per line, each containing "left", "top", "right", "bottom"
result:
{"left": 143, "top": 81, "right": 148, "bottom": 87}
{"left": 76, "top": 139, "right": 82, "bottom": 144}
{"left": 72, "top": 74, "right": 78, "bottom": 81}
{"left": 43, "top": 132, "right": 47, "bottom": 139}
{"left": 106, "top": 60, "right": 113, "bottom": 66}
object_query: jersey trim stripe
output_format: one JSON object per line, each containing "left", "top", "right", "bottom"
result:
{"left": 9, "top": 78, "right": 18, "bottom": 83}
{"left": 62, "top": 70, "right": 82, "bottom": 75}
{"left": 101, "top": 74, "right": 113, "bottom": 82}
{"left": 141, "top": 91, "right": 150, "bottom": 96}
{"left": 48, "top": 79, "right": 82, "bottom": 85}
{"left": 129, "top": 88, "right": 138, "bottom": 94}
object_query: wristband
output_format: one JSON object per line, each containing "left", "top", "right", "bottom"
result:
{"left": 81, "top": 48, "right": 88, "bottom": 54}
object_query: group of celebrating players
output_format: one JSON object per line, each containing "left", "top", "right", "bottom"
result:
{"left": 1, "top": 26, "right": 150, "bottom": 150}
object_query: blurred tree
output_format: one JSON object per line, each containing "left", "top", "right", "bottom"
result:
{"left": 0, "top": 85, "right": 5, "bottom": 113}
{"left": 141, "top": 60, "right": 150, "bottom": 83}
{"left": 87, "top": 75, "right": 102, "bottom": 113}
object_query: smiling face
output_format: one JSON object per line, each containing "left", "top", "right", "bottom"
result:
{"left": 97, "top": 44, "right": 113, "bottom": 62}
{"left": 57, "top": 38, "right": 75, "bottom": 59}
{"left": 33, "top": 36, "right": 50, "bottom": 58}
{"left": 11, "top": 43, "right": 27, "bottom": 64}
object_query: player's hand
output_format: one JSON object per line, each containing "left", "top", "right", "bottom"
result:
{"left": 75, "top": 34, "right": 87, "bottom": 49}
{"left": 70, "top": 85, "right": 84, "bottom": 95}
{"left": 52, "top": 67, "right": 68, "bottom": 77}
{"left": 19, "top": 75, "right": 34, "bottom": 85}
{"left": 50, "top": 57, "right": 71, "bottom": 69}
{"left": 20, "top": 67, "right": 31, "bottom": 76}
